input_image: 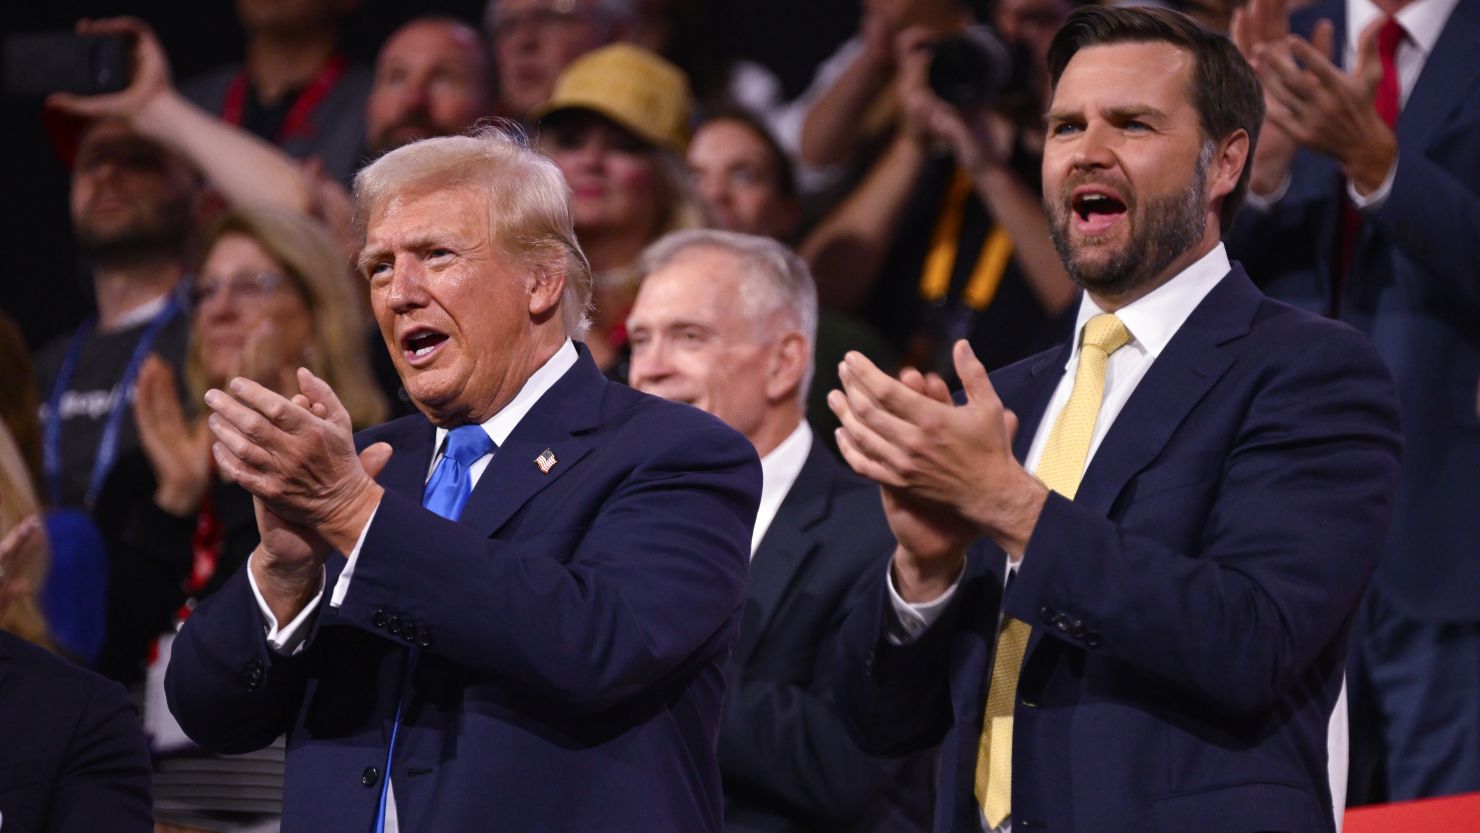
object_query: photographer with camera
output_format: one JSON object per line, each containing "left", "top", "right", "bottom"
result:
{"left": 800, "top": 9, "right": 1075, "bottom": 379}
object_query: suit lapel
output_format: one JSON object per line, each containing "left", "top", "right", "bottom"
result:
{"left": 1072, "top": 267, "right": 1260, "bottom": 518}
{"left": 735, "top": 442, "right": 834, "bottom": 663}
{"left": 1015, "top": 269, "right": 1259, "bottom": 663}
{"left": 376, "top": 416, "right": 438, "bottom": 505}
{"left": 998, "top": 341, "right": 1072, "bottom": 462}
{"left": 456, "top": 348, "right": 605, "bottom": 538}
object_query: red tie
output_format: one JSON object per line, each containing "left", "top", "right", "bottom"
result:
{"left": 1373, "top": 17, "right": 1405, "bottom": 128}
{"left": 1335, "top": 16, "right": 1405, "bottom": 314}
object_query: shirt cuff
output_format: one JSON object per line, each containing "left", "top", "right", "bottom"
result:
{"left": 886, "top": 564, "right": 964, "bottom": 644}
{"left": 1348, "top": 159, "right": 1398, "bottom": 211}
{"left": 1243, "top": 172, "right": 1292, "bottom": 212}
{"left": 329, "top": 502, "right": 379, "bottom": 609}
{"left": 246, "top": 553, "right": 324, "bottom": 656}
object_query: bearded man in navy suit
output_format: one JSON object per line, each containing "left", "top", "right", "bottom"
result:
{"left": 166, "top": 126, "right": 761, "bottom": 833}
{"left": 829, "top": 9, "right": 1402, "bottom": 832}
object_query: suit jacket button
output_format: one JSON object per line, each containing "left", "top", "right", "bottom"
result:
{"left": 1085, "top": 634, "right": 1101, "bottom": 649}
{"left": 1039, "top": 606, "right": 1053, "bottom": 622}
{"left": 362, "top": 766, "right": 380, "bottom": 787}
{"left": 388, "top": 616, "right": 402, "bottom": 636}
{"left": 1055, "top": 619, "right": 1070, "bottom": 632}
{"left": 372, "top": 610, "right": 388, "bottom": 628}
{"left": 417, "top": 630, "right": 432, "bottom": 649}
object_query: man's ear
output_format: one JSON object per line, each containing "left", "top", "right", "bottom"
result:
{"left": 1208, "top": 128, "right": 1250, "bottom": 206}
{"left": 528, "top": 268, "right": 566, "bottom": 319}
{"left": 765, "top": 331, "right": 811, "bottom": 403}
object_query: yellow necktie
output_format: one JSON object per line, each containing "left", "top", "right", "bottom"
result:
{"left": 975, "top": 313, "right": 1131, "bottom": 828}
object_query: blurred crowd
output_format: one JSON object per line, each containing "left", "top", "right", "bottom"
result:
{"left": 0, "top": 0, "right": 1475, "bottom": 831}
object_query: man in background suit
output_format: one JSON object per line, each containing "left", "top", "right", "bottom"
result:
{"left": 829, "top": 8, "right": 1402, "bottom": 832}
{"left": 1230, "top": 0, "right": 1480, "bottom": 802}
{"left": 627, "top": 230, "right": 933, "bottom": 833}
{"left": 166, "top": 127, "right": 760, "bottom": 832}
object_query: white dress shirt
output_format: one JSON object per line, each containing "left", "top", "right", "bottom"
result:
{"left": 751, "top": 422, "right": 814, "bottom": 558}
{"left": 886, "top": 244, "right": 1232, "bottom": 832}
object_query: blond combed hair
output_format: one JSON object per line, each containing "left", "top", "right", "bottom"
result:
{"left": 353, "top": 122, "right": 593, "bottom": 339}
{"left": 188, "top": 206, "right": 389, "bottom": 429}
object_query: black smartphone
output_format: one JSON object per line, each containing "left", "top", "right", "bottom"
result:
{"left": 2, "top": 32, "right": 130, "bottom": 97}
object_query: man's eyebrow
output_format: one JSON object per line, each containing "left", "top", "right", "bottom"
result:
{"left": 1043, "top": 106, "right": 1084, "bottom": 124}
{"left": 1103, "top": 104, "right": 1169, "bottom": 121}
{"left": 357, "top": 244, "right": 391, "bottom": 274}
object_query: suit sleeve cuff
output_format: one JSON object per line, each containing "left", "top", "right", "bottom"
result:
{"left": 1348, "top": 159, "right": 1398, "bottom": 211}
{"left": 886, "top": 564, "right": 964, "bottom": 644}
{"left": 246, "top": 553, "right": 324, "bottom": 656}
{"left": 329, "top": 502, "right": 380, "bottom": 609}
{"left": 1243, "top": 172, "right": 1292, "bottom": 212}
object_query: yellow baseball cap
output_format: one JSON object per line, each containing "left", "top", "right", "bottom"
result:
{"left": 531, "top": 44, "right": 692, "bottom": 154}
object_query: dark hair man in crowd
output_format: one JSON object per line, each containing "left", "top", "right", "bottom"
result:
{"left": 1229, "top": 0, "right": 1480, "bottom": 803}
{"left": 165, "top": 127, "right": 759, "bottom": 833}
{"left": 34, "top": 120, "right": 199, "bottom": 511}
{"left": 829, "top": 8, "right": 1402, "bottom": 832}
{"left": 627, "top": 229, "right": 933, "bottom": 833}
{"left": 484, "top": 0, "right": 633, "bottom": 120}
{"left": 365, "top": 16, "right": 497, "bottom": 159}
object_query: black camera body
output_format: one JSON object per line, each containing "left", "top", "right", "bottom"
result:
{"left": 927, "top": 26, "right": 1027, "bottom": 109}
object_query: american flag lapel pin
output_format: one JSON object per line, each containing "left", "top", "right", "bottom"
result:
{"left": 535, "top": 448, "right": 558, "bottom": 475}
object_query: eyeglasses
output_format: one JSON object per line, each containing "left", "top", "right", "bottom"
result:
{"left": 189, "top": 271, "right": 287, "bottom": 307}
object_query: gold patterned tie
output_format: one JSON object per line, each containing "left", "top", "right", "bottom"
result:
{"left": 975, "top": 313, "right": 1131, "bottom": 828}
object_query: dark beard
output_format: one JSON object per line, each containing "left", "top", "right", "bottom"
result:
{"left": 74, "top": 195, "right": 193, "bottom": 267}
{"left": 1045, "top": 156, "right": 1208, "bottom": 300}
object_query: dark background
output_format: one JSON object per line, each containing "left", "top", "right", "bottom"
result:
{"left": 1, "top": 0, "right": 856, "bottom": 356}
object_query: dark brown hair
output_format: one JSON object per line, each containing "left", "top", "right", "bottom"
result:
{"left": 1047, "top": 6, "right": 1263, "bottom": 230}
{"left": 694, "top": 107, "right": 799, "bottom": 204}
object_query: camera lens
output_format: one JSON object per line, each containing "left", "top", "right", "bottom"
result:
{"left": 927, "top": 26, "right": 1018, "bottom": 108}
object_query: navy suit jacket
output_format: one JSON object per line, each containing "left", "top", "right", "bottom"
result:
{"left": 721, "top": 440, "right": 932, "bottom": 833}
{"left": 0, "top": 630, "right": 152, "bottom": 833}
{"left": 1228, "top": 0, "right": 1480, "bottom": 620}
{"left": 836, "top": 268, "right": 1403, "bottom": 832}
{"left": 166, "top": 349, "right": 762, "bottom": 833}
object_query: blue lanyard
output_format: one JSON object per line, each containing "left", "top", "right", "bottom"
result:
{"left": 44, "top": 293, "right": 184, "bottom": 508}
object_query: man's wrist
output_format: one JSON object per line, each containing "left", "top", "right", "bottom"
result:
{"left": 316, "top": 479, "right": 384, "bottom": 554}
{"left": 250, "top": 546, "right": 323, "bottom": 624}
{"left": 1342, "top": 128, "right": 1398, "bottom": 197}
{"left": 975, "top": 471, "right": 1048, "bottom": 562}
{"left": 891, "top": 545, "right": 967, "bottom": 604}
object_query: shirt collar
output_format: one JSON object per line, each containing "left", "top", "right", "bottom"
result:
{"left": 1348, "top": 0, "right": 1459, "bottom": 60}
{"left": 1066, "top": 242, "right": 1229, "bottom": 368}
{"left": 760, "top": 421, "right": 813, "bottom": 500}
{"left": 434, "top": 339, "right": 579, "bottom": 453}
{"left": 109, "top": 293, "right": 171, "bottom": 331}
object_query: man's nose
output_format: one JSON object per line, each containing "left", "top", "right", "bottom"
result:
{"left": 629, "top": 341, "right": 672, "bottom": 387}
{"left": 384, "top": 259, "right": 430, "bottom": 312}
{"left": 698, "top": 175, "right": 729, "bottom": 206}
{"left": 1071, "top": 122, "right": 1115, "bottom": 169}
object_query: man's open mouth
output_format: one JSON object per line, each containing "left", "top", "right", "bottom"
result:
{"left": 1071, "top": 188, "right": 1128, "bottom": 235}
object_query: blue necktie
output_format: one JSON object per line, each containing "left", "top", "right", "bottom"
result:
{"left": 421, "top": 425, "right": 496, "bottom": 520}
{"left": 373, "top": 424, "right": 495, "bottom": 832}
